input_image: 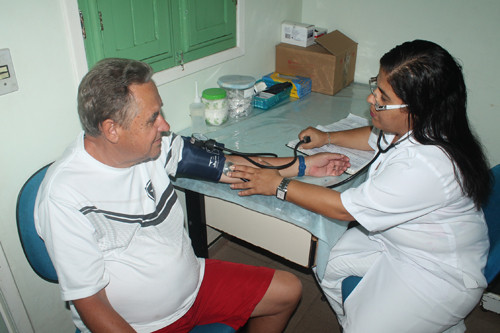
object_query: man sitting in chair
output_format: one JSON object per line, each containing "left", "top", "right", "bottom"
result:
{"left": 34, "top": 58, "right": 350, "bottom": 333}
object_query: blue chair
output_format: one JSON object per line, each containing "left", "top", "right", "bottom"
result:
{"left": 16, "top": 164, "right": 235, "bottom": 333}
{"left": 190, "top": 323, "right": 235, "bottom": 333}
{"left": 341, "top": 164, "right": 500, "bottom": 302}
{"left": 341, "top": 275, "right": 362, "bottom": 303}
{"left": 17, "top": 165, "right": 57, "bottom": 283}
{"left": 483, "top": 164, "right": 500, "bottom": 284}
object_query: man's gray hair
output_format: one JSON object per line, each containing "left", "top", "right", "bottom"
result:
{"left": 77, "top": 58, "right": 154, "bottom": 136}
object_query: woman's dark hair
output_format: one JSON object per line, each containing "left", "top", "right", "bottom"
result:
{"left": 380, "top": 40, "right": 490, "bottom": 208}
{"left": 77, "top": 58, "right": 154, "bottom": 137}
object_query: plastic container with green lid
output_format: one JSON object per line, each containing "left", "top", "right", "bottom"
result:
{"left": 217, "top": 75, "right": 256, "bottom": 118}
{"left": 202, "top": 88, "right": 228, "bottom": 126}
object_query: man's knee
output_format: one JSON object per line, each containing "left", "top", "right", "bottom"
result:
{"left": 273, "top": 270, "right": 302, "bottom": 306}
{"left": 252, "top": 270, "right": 302, "bottom": 317}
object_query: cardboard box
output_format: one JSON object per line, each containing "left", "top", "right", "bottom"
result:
{"left": 276, "top": 30, "right": 357, "bottom": 95}
{"left": 281, "top": 21, "right": 315, "bottom": 48}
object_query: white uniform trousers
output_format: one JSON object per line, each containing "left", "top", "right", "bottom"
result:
{"left": 319, "top": 226, "right": 483, "bottom": 333}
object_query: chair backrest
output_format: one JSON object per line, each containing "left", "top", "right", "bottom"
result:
{"left": 483, "top": 164, "right": 500, "bottom": 284}
{"left": 16, "top": 164, "right": 58, "bottom": 283}
{"left": 341, "top": 275, "right": 362, "bottom": 303}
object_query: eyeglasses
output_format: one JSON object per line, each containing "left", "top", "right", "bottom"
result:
{"left": 369, "top": 77, "right": 408, "bottom": 111}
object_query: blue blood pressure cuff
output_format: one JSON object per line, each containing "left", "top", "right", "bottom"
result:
{"left": 177, "top": 136, "right": 226, "bottom": 181}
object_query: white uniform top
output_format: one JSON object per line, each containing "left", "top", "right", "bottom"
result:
{"left": 35, "top": 132, "right": 203, "bottom": 333}
{"left": 341, "top": 129, "right": 489, "bottom": 290}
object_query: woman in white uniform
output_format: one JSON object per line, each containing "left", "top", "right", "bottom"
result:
{"left": 228, "top": 40, "right": 491, "bottom": 332}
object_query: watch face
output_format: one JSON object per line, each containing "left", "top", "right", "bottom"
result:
{"left": 276, "top": 178, "right": 290, "bottom": 200}
{"left": 277, "top": 190, "right": 286, "bottom": 200}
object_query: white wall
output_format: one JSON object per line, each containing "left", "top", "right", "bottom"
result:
{"left": 0, "top": 0, "right": 301, "bottom": 331}
{"left": 302, "top": 0, "right": 500, "bottom": 167}
{"left": 2, "top": 0, "right": 499, "bottom": 331}
{"left": 1, "top": 0, "right": 83, "bottom": 331}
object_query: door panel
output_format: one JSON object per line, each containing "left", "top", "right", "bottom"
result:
{"left": 98, "top": 0, "right": 175, "bottom": 69}
{"left": 178, "top": 0, "right": 236, "bottom": 63}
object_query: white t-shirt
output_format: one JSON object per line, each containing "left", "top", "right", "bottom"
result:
{"left": 35, "top": 132, "right": 204, "bottom": 333}
{"left": 341, "top": 129, "right": 489, "bottom": 290}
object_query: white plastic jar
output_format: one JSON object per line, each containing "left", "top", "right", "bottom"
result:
{"left": 202, "top": 88, "right": 228, "bottom": 126}
{"left": 217, "top": 75, "right": 256, "bottom": 118}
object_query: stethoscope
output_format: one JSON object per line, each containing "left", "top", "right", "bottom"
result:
{"left": 325, "top": 130, "right": 407, "bottom": 188}
{"left": 190, "top": 131, "right": 407, "bottom": 188}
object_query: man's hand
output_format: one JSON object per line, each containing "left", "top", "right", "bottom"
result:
{"left": 73, "top": 289, "right": 135, "bottom": 332}
{"left": 305, "top": 153, "right": 350, "bottom": 177}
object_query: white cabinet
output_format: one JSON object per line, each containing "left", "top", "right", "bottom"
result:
{"left": 204, "top": 196, "right": 315, "bottom": 267}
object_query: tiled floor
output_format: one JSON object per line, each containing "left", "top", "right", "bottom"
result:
{"left": 209, "top": 235, "right": 500, "bottom": 332}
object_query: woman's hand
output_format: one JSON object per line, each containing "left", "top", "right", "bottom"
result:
{"left": 305, "top": 153, "right": 350, "bottom": 177}
{"left": 299, "top": 127, "right": 330, "bottom": 149}
{"left": 228, "top": 164, "right": 283, "bottom": 197}
{"left": 228, "top": 153, "right": 350, "bottom": 196}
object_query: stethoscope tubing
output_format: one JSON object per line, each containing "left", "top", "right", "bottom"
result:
{"left": 224, "top": 139, "right": 305, "bottom": 170}
{"left": 198, "top": 130, "right": 404, "bottom": 188}
{"left": 326, "top": 130, "right": 407, "bottom": 188}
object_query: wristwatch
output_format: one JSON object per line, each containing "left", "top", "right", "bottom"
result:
{"left": 276, "top": 178, "right": 291, "bottom": 200}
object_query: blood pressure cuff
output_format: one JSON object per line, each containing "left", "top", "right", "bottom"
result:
{"left": 177, "top": 136, "right": 226, "bottom": 181}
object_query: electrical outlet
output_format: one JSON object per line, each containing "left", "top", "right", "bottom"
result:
{"left": 0, "top": 48, "right": 19, "bottom": 96}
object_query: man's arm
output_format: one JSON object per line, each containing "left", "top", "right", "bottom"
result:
{"left": 221, "top": 153, "right": 350, "bottom": 183}
{"left": 175, "top": 135, "right": 349, "bottom": 184}
{"left": 73, "top": 289, "right": 135, "bottom": 333}
{"left": 220, "top": 155, "right": 302, "bottom": 182}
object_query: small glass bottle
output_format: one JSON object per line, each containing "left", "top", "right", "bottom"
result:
{"left": 189, "top": 82, "right": 207, "bottom": 133}
{"left": 202, "top": 88, "right": 228, "bottom": 126}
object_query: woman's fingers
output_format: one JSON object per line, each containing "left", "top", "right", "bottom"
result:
{"left": 229, "top": 164, "right": 282, "bottom": 196}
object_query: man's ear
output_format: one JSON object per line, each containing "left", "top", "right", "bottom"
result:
{"left": 100, "top": 119, "right": 120, "bottom": 144}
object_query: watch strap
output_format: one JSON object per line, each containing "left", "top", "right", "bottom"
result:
{"left": 276, "top": 178, "right": 291, "bottom": 200}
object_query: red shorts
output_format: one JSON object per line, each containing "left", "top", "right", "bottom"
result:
{"left": 153, "top": 259, "right": 275, "bottom": 333}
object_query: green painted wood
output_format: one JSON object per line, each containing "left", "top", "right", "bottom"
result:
{"left": 99, "top": 0, "right": 175, "bottom": 70}
{"left": 177, "top": 0, "right": 236, "bottom": 63}
{"left": 78, "top": 0, "right": 236, "bottom": 72}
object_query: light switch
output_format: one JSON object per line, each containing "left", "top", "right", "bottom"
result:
{"left": 0, "top": 48, "right": 19, "bottom": 96}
